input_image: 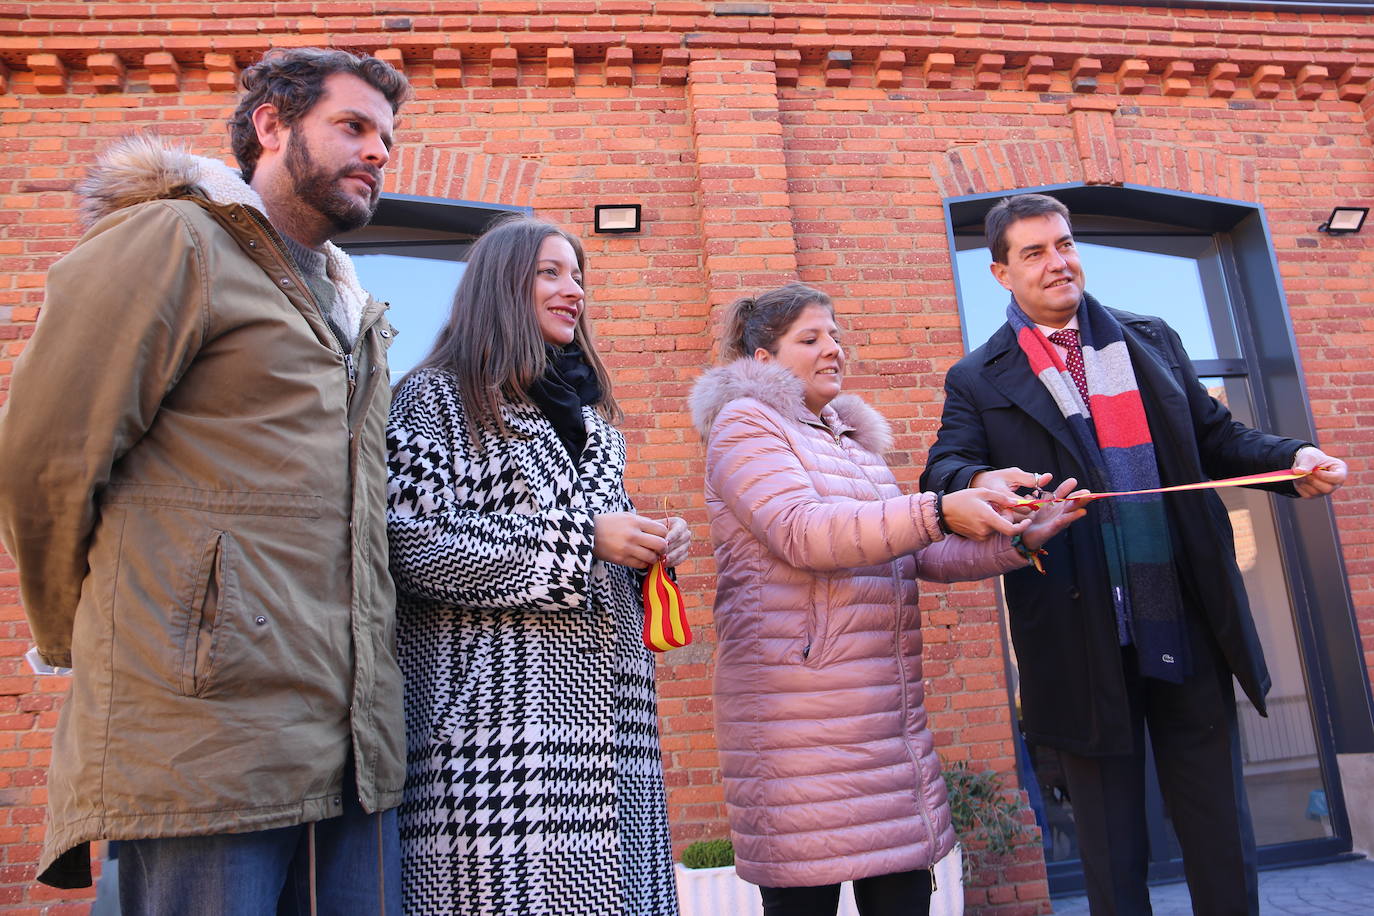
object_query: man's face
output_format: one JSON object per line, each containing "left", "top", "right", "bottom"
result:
{"left": 284, "top": 73, "right": 394, "bottom": 234}
{"left": 989, "top": 212, "right": 1085, "bottom": 328}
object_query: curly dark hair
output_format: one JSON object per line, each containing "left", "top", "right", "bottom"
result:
{"left": 228, "top": 48, "right": 411, "bottom": 182}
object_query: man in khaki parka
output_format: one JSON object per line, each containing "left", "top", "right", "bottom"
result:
{"left": 0, "top": 48, "right": 410, "bottom": 913}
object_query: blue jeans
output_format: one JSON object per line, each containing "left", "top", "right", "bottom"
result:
{"left": 117, "top": 775, "right": 400, "bottom": 915}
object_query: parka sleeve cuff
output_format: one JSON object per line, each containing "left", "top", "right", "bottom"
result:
{"left": 915, "top": 492, "right": 945, "bottom": 544}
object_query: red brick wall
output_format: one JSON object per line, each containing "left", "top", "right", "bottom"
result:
{"left": 2, "top": 3, "right": 1372, "bottom": 913}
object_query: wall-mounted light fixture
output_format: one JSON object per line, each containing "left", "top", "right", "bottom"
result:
{"left": 593, "top": 204, "right": 642, "bottom": 234}
{"left": 1318, "top": 206, "right": 1367, "bottom": 235}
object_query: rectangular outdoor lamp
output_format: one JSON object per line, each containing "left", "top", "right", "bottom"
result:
{"left": 1318, "top": 206, "right": 1367, "bottom": 235}
{"left": 593, "top": 204, "right": 642, "bottom": 234}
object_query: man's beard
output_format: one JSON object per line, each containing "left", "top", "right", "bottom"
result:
{"left": 284, "top": 131, "right": 380, "bottom": 234}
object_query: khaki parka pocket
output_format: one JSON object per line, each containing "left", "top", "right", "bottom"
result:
{"left": 177, "top": 528, "right": 237, "bottom": 697}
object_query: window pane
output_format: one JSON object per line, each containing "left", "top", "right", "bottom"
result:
{"left": 952, "top": 237, "right": 1239, "bottom": 363}
{"left": 1201, "top": 377, "right": 1333, "bottom": 846}
{"left": 348, "top": 251, "right": 466, "bottom": 380}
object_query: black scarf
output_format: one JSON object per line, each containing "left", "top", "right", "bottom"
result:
{"left": 528, "top": 342, "right": 602, "bottom": 463}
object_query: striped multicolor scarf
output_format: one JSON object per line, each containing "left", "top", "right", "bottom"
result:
{"left": 1008, "top": 293, "right": 1189, "bottom": 684}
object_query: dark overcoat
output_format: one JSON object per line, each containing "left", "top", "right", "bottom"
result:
{"left": 920, "top": 305, "right": 1307, "bottom": 755}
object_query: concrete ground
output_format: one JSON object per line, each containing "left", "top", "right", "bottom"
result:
{"left": 1051, "top": 856, "right": 1374, "bottom": 914}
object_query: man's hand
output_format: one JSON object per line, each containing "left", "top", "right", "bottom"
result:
{"left": 1293, "top": 446, "right": 1348, "bottom": 498}
{"left": 593, "top": 513, "right": 668, "bottom": 570}
{"left": 660, "top": 516, "right": 691, "bottom": 569}
{"left": 1022, "top": 478, "right": 1091, "bottom": 550}
{"left": 941, "top": 488, "right": 1031, "bottom": 540}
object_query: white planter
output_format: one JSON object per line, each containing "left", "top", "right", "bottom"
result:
{"left": 675, "top": 845, "right": 962, "bottom": 916}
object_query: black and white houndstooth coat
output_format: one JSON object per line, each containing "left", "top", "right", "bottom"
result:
{"left": 386, "top": 367, "right": 679, "bottom": 916}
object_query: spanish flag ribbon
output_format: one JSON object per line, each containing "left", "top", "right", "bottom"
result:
{"left": 642, "top": 558, "right": 691, "bottom": 653}
{"left": 1011, "top": 466, "right": 1317, "bottom": 509}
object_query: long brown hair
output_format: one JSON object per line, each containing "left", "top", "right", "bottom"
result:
{"left": 407, "top": 214, "right": 621, "bottom": 436}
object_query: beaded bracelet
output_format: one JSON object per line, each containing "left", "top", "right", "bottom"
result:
{"left": 1011, "top": 534, "right": 1048, "bottom": 574}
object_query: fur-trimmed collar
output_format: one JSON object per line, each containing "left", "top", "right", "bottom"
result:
{"left": 77, "top": 133, "right": 370, "bottom": 336}
{"left": 689, "top": 358, "right": 894, "bottom": 455}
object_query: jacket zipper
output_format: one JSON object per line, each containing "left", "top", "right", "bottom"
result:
{"left": 242, "top": 207, "right": 349, "bottom": 370}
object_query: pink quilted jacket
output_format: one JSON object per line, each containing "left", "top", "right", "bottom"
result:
{"left": 690, "top": 359, "right": 1026, "bottom": 888}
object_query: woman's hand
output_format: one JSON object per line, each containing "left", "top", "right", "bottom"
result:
{"left": 940, "top": 488, "right": 1031, "bottom": 540}
{"left": 593, "top": 512, "right": 668, "bottom": 570}
{"left": 660, "top": 516, "right": 691, "bottom": 569}
{"left": 970, "top": 467, "right": 1052, "bottom": 519}
{"left": 1021, "top": 477, "right": 1091, "bottom": 550}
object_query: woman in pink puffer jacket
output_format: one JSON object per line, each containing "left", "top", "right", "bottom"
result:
{"left": 690, "top": 283, "right": 1085, "bottom": 916}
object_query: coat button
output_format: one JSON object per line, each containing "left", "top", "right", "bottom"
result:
{"left": 379, "top": 329, "right": 391, "bottom": 339}
{"left": 1068, "top": 587, "right": 1081, "bottom": 600}
{"left": 247, "top": 239, "right": 257, "bottom": 248}
{"left": 254, "top": 615, "right": 267, "bottom": 626}
{"left": 280, "top": 278, "right": 292, "bottom": 287}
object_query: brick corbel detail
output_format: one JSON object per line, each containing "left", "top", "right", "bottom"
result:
{"left": 606, "top": 47, "right": 633, "bottom": 86}
{"left": 1338, "top": 64, "right": 1372, "bottom": 103}
{"left": 87, "top": 53, "right": 126, "bottom": 94}
{"left": 434, "top": 48, "right": 463, "bottom": 87}
{"left": 1071, "top": 57, "right": 1101, "bottom": 93}
{"left": 1025, "top": 55, "right": 1054, "bottom": 92}
{"left": 686, "top": 55, "right": 798, "bottom": 314}
{"left": 1250, "top": 64, "right": 1284, "bottom": 99}
{"left": 825, "top": 50, "right": 853, "bottom": 88}
{"left": 491, "top": 47, "right": 518, "bottom": 87}
{"left": 386, "top": 146, "right": 542, "bottom": 209}
{"left": 773, "top": 49, "right": 800, "bottom": 87}
{"left": 1208, "top": 62, "right": 1240, "bottom": 98}
{"left": 975, "top": 54, "right": 1005, "bottom": 90}
{"left": 1070, "top": 96, "right": 1122, "bottom": 185}
{"left": 145, "top": 51, "right": 181, "bottom": 93}
{"left": 660, "top": 48, "right": 689, "bottom": 86}
{"left": 204, "top": 52, "right": 238, "bottom": 92}
{"left": 28, "top": 54, "right": 67, "bottom": 94}
{"left": 546, "top": 47, "right": 574, "bottom": 87}
{"left": 1115, "top": 59, "right": 1148, "bottom": 95}
{"left": 923, "top": 53, "right": 954, "bottom": 89}
{"left": 1295, "top": 64, "right": 1328, "bottom": 101}
{"left": 875, "top": 50, "right": 905, "bottom": 89}
{"left": 1163, "top": 61, "right": 1194, "bottom": 97}
{"left": 374, "top": 48, "right": 405, "bottom": 76}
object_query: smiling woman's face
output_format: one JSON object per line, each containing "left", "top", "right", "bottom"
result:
{"left": 532, "top": 235, "right": 584, "bottom": 346}
{"left": 755, "top": 302, "right": 844, "bottom": 415}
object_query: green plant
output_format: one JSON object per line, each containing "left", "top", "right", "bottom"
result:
{"left": 680, "top": 837, "right": 735, "bottom": 869}
{"left": 941, "top": 761, "right": 1027, "bottom": 857}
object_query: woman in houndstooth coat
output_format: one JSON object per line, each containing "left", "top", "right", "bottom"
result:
{"left": 386, "top": 216, "right": 688, "bottom": 915}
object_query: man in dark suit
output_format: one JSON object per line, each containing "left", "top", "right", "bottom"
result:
{"left": 919, "top": 193, "right": 1346, "bottom": 915}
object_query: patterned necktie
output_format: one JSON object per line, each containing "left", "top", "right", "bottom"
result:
{"left": 1047, "top": 328, "right": 1090, "bottom": 406}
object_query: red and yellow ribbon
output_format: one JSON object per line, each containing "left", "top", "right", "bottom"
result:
{"left": 1012, "top": 466, "right": 1316, "bottom": 509}
{"left": 642, "top": 558, "right": 691, "bottom": 653}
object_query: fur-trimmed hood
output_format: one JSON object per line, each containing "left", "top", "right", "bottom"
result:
{"left": 689, "top": 358, "right": 893, "bottom": 455}
{"left": 77, "top": 133, "right": 370, "bottom": 335}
